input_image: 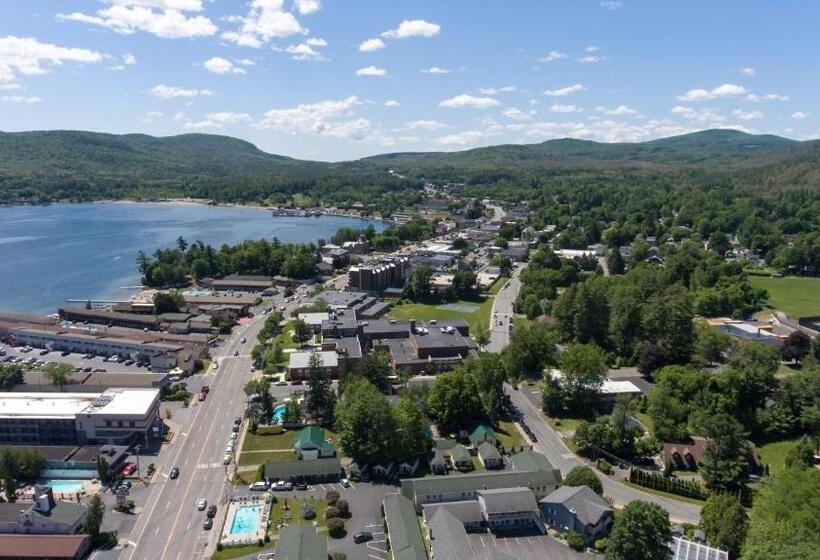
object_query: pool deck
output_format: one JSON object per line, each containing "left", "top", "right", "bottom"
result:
{"left": 220, "top": 495, "right": 270, "bottom": 546}
{"left": 21, "top": 479, "right": 100, "bottom": 502}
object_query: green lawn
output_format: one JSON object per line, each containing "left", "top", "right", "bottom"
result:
{"left": 213, "top": 543, "right": 274, "bottom": 560}
{"left": 269, "top": 498, "right": 328, "bottom": 535}
{"left": 621, "top": 480, "right": 707, "bottom": 505}
{"left": 496, "top": 420, "right": 525, "bottom": 451}
{"left": 757, "top": 438, "right": 801, "bottom": 475}
{"left": 241, "top": 431, "right": 297, "bottom": 452}
{"left": 388, "top": 295, "right": 495, "bottom": 333}
{"left": 750, "top": 276, "right": 820, "bottom": 317}
{"left": 238, "top": 450, "right": 294, "bottom": 467}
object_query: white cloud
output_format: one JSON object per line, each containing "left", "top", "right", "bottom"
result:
{"left": 58, "top": 1, "right": 217, "bottom": 39}
{"left": 381, "top": 19, "right": 441, "bottom": 40}
{"left": 256, "top": 95, "right": 371, "bottom": 140}
{"left": 439, "top": 94, "right": 500, "bottom": 109}
{"left": 384, "top": 100, "right": 399, "bottom": 108}
{"left": 420, "top": 66, "right": 450, "bottom": 74}
{"left": 203, "top": 56, "right": 246, "bottom": 74}
{"left": 283, "top": 39, "right": 326, "bottom": 61}
{"left": 306, "top": 37, "right": 326, "bottom": 47}
{"left": 123, "top": 53, "right": 137, "bottom": 65}
{"left": 356, "top": 65, "right": 387, "bottom": 77}
{"left": 436, "top": 130, "right": 488, "bottom": 146}
{"left": 502, "top": 107, "right": 533, "bottom": 120}
{"left": 791, "top": 111, "right": 809, "bottom": 120}
{"left": 479, "top": 85, "right": 516, "bottom": 95}
{"left": 0, "top": 95, "right": 41, "bottom": 104}
{"left": 499, "top": 85, "right": 517, "bottom": 92}
{"left": 141, "top": 110, "right": 163, "bottom": 122}
{"left": 544, "top": 83, "right": 585, "bottom": 97}
{"left": 293, "top": 0, "right": 321, "bottom": 15}
{"left": 600, "top": 1, "right": 622, "bottom": 9}
{"left": 221, "top": 0, "right": 304, "bottom": 48}
{"left": 595, "top": 104, "right": 637, "bottom": 116}
{"left": 109, "top": 65, "right": 126, "bottom": 71}
{"left": 0, "top": 83, "right": 23, "bottom": 90}
{"left": 671, "top": 105, "right": 725, "bottom": 123}
{"left": 676, "top": 83, "right": 748, "bottom": 101}
{"left": 183, "top": 111, "right": 252, "bottom": 129}
{"left": 577, "top": 55, "right": 603, "bottom": 64}
{"left": 149, "top": 84, "right": 213, "bottom": 98}
{"left": 405, "top": 119, "right": 447, "bottom": 130}
{"left": 740, "top": 67, "right": 755, "bottom": 77}
{"left": 0, "top": 35, "right": 103, "bottom": 85}
{"left": 358, "top": 38, "right": 385, "bottom": 52}
{"left": 550, "top": 104, "right": 581, "bottom": 113}
{"left": 746, "top": 92, "right": 789, "bottom": 102}
{"left": 586, "top": 46, "right": 601, "bottom": 53}
{"left": 536, "top": 50, "right": 567, "bottom": 63}
{"left": 732, "top": 109, "right": 763, "bottom": 121}
{"left": 236, "top": 58, "right": 255, "bottom": 66}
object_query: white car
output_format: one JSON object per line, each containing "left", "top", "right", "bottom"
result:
{"left": 274, "top": 380, "right": 288, "bottom": 386}
{"left": 240, "top": 337, "right": 247, "bottom": 344}
{"left": 248, "top": 481, "right": 269, "bottom": 491}
{"left": 223, "top": 455, "right": 232, "bottom": 465}
{"left": 272, "top": 481, "right": 293, "bottom": 491}
{"left": 340, "top": 478, "right": 351, "bottom": 488}
{"left": 197, "top": 498, "right": 207, "bottom": 510}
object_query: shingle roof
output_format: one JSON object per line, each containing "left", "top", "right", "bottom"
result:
{"left": 293, "top": 426, "right": 335, "bottom": 452}
{"left": 423, "top": 501, "right": 485, "bottom": 524}
{"left": 274, "top": 524, "right": 328, "bottom": 560}
{"left": 478, "top": 487, "right": 539, "bottom": 515}
{"left": 469, "top": 424, "right": 496, "bottom": 445}
{"left": 450, "top": 444, "right": 471, "bottom": 464}
{"left": 428, "top": 508, "right": 473, "bottom": 560}
{"left": 539, "top": 485, "right": 612, "bottom": 527}
{"left": 477, "top": 442, "right": 501, "bottom": 461}
{"left": 28, "top": 501, "right": 87, "bottom": 527}
{"left": 383, "top": 494, "right": 427, "bottom": 560}
{"left": 0, "top": 534, "right": 90, "bottom": 558}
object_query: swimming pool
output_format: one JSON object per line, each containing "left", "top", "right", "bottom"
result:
{"left": 271, "top": 404, "right": 286, "bottom": 424}
{"left": 40, "top": 479, "right": 85, "bottom": 493}
{"left": 229, "top": 504, "right": 262, "bottom": 535}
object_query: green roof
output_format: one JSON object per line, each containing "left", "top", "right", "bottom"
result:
{"left": 294, "top": 426, "right": 335, "bottom": 451}
{"left": 383, "top": 494, "right": 428, "bottom": 560}
{"left": 274, "top": 524, "right": 327, "bottom": 560}
{"left": 469, "top": 423, "right": 497, "bottom": 444}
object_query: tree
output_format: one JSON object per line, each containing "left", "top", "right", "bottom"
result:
{"left": 700, "top": 494, "right": 748, "bottom": 559}
{"left": 473, "top": 321, "right": 490, "bottom": 347}
{"left": 335, "top": 377, "right": 396, "bottom": 463}
{"left": 43, "top": 362, "right": 73, "bottom": 391}
{"left": 784, "top": 436, "right": 815, "bottom": 469}
{"left": 503, "top": 323, "right": 558, "bottom": 379}
{"left": 96, "top": 456, "right": 111, "bottom": 484}
{"left": 244, "top": 378, "right": 273, "bottom": 422}
{"left": 637, "top": 344, "right": 666, "bottom": 377}
{"left": 781, "top": 331, "right": 811, "bottom": 364}
{"left": 693, "top": 320, "right": 732, "bottom": 366}
{"left": 306, "top": 353, "right": 335, "bottom": 425}
{"left": 283, "top": 396, "right": 302, "bottom": 425}
{"left": 607, "top": 248, "right": 625, "bottom": 275}
{"left": 427, "top": 369, "right": 484, "bottom": 433}
{"left": 700, "top": 413, "right": 749, "bottom": 492}
{"left": 403, "top": 265, "right": 433, "bottom": 302}
{"left": 720, "top": 342, "right": 779, "bottom": 431}
{"left": 391, "top": 397, "right": 431, "bottom": 461}
{"left": 559, "top": 342, "right": 607, "bottom": 413}
{"left": 647, "top": 386, "right": 689, "bottom": 442}
{"left": 451, "top": 270, "right": 478, "bottom": 299}
{"left": 0, "top": 364, "right": 24, "bottom": 390}
{"left": 0, "top": 448, "right": 19, "bottom": 500}
{"left": 357, "top": 351, "right": 392, "bottom": 393}
{"left": 153, "top": 290, "right": 185, "bottom": 314}
{"left": 85, "top": 495, "right": 105, "bottom": 539}
{"left": 641, "top": 285, "right": 694, "bottom": 365}
{"left": 606, "top": 501, "right": 671, "bottom": 560}
{"left": 292, "top": 319, "right": 312, "bottom": 343}
{"left": 563, "top": 466, "right": 603, "bottom": 495}
{"left": 467, "top": 354, "right": 508, "bottom": 422}
{"left": 743, "top": 468, "right": 820, "bottom": 560}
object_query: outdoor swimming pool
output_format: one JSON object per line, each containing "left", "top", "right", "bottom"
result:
{"left": 229, "top": 504, "right": 262, "bottom": 535}
{"left": 271, "top": 404, "right": 286, "bottom": 424}
{"left": 40, "top": 479, "right": 85, "bottom": 493}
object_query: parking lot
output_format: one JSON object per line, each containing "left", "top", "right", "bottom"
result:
{"left": 468, "top": 532, "right": 599, "bottom": 560}
{"left": 0, "top": 344, "right": 153, "bottom": 375}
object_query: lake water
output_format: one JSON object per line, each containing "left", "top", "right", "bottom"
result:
{"left": 0, "top": 202, "right": 383, "bottom": 313}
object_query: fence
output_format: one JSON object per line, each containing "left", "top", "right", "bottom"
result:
{"left": 628, "top": 468, "right": 709, "bottom": 501}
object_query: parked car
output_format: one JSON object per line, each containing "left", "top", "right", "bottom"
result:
{"left": 233, "top": 417, "right": 242, "bottom": 426}
{"left": 201, "top": 385, "right": 210, "bottom": 393}
{"left": 120, "top": 463, "right": 137, "bottom": 476}
{"left": 232, "top": 425, "right": 240, "bottom": 433}
{"left": 249, "top": 481, "right": 269, "bottom": 491}
{"left": 38, "top": 349, "right": 49, "bottom": 356}
{"left": 223, "top": 455, "right": 231, "bottom": 465}
{"left": 124, "top": 360, "right": 134, "bottom": 366}
{"left": 169, "top": 467, "right": 180, "bottom": 479}
{"left": 207, "top": 505, "right": 217, "bottom": 518}
{"left": 233, "top": 350, "right": 239, "bottom": 357}
{"left": 274, "top": 380, "right": 288, "bottom": 386}
{"left": 203, "top": 518, "right": 213, "bottom": 530}
{"left": 353, "top": 531, "right": 373, "bottom": 544}
{"left": 272, "top": 481, "right": 293, "bottom": 491}
{"left": 240, "top": 337, "right": 247, "bottom": 344}
{"left": 291, "top": 380, "right": 303, "bottom": 386}
{"left": 340, "top": 478, "right": 350, "bottom": 488}
{"left": 198, "top": 393, "right": 207, "bottom": 402}
{"left": 197, "top": 498, "right": 207, "bottom": 511}
{"left": 295, "top": 482, "right": 308, "bottom": 491}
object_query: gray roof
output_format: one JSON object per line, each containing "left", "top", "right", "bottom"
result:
{"left": 29, "top": 501, "right": 87, "bottom": 527}
{"left": 309, "top": 290, "right": 368, "bottom": 308}
{"left": 274, "top": 524, "right": 328, "bottom": 560}
{"left": 362, "top": 320, "right": 411, "bottom": 336}
{"left": 383, "top": 494, "right": 427, "bottom": 560}
{"left": 539, "top": 485, "right": 612, "bottom": 527}
{"left": 264, "top": 457, "right": 341, "bottom": 479}
{"left": 478, "top": 487, "right": 539, "bottom": 515}
{"left": 450, "top": 444, "right": 471, "bottom": 463}
{"left": 477, "top": 442, "right": 501, "bottom": 461}
{"left": 510, "top": 450, "right": 560, "bottom": 476}
{"left": 423, "top": 501, "right": 484, "bottom": 525}
{"left": 428, "top": 508, "right": 473, "bottom": 560}
{"left": 0, "top": 503, "right": 23, "bottom": 523}
{"left": 401, "top": 466, "right": 560, "bottom": 502}
{"left": 411, "top": 328, "right": 470, "bottom": 350}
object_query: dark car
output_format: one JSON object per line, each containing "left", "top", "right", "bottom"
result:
{"left": 203, "top": 518, "right": 213, "bottom": 530}
{"left": 207, "top": 505, "right": 217, "bottom": 518}
{"left": 232, "top": 425, "right": 240, "bottom": 433}
{"left": 201, "top": 385, "right": 210, "bottom": 394}
{"left": 60, "top": 351, "right": 71, "bottom": 357}
{"left": 169, "top": 467, "right": 180, "bottom": 479}
{"left": 353, "top": 531, "right": 373, "bottom": 544}
{"left": 234, "top": 417, "right": 242, "bottom": 425}
{"left": 295, "top": 482, "right": 308, "bottom": 491}
{"left": 124, "top": 360, "right": 134, "bottom": 366}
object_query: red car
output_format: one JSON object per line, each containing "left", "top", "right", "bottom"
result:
{"left": 198, "top": 392, "right": 207, "bottom": 402}
{"left": 120, "top": 462, "right": 136, "bottom": 476}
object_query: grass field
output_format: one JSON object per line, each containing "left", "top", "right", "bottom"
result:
{"left": 241, "top": 431, "right": 296, "bottom": 452}
{"left": 757, "top": 438, "right": 801, "bottom": 475}
{"left": 237, "top": 450, "right": 294, "bottom": 467}
{"left": 750, "top": 275, "right": 820, "bottom": 317}
{"left": 621, "top": 481, "right": 706, "bottom": 505}
{"left": 496, "top": 420, "right": 525, "bottom": 451}
{"left": 269, "top": 498, "right": 328, "bottom": 535}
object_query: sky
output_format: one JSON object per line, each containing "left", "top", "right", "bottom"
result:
{"left": 0, "top": 0, "right": 818, "bottom": 161}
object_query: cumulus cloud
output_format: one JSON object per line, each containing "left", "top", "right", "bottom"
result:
{"left": 502, "top": 107, "right": 533, "bottom": 120}
{"left": 595, "top": 104, "right": 637, "bottom": 115}
{"left": 536, "top": 50, "right": 567, "bottom": 63}
{"left": 436, "top": 130, "right": 489, "bottom": 146}
{"left": 404, "top": 119, "right": 447, "bottom": 130}
{"left": 150, "top": 84, "right": 213, "bottom": 98}
{"left": 740, "top": 67, "right": 755, "bottom": 77}
{"left": 676, "top": 83, "right": 748, "bottom": 101}
{"left": 141, "top": 110, "right": 163, "bottom": 122}
{"left": 221, "top": 0, "right": 304, "bottom": 48}
{"left": 293, "top": 0, "right": 321, "bottom": 15}
{"left": 183, "top": 111, "right": 252, "bottom": 129}
{"left": 358, "top": 38, "right": 385, "bottom": 52}
{"left": 550, "top": 104, "right": 582, "bottom": 113}
{"left": 203, "top": 56, "right": 246, "bottom": 74}
{"left": 384, "top": 100, "right": 399, "bottom": 108}
{"left": 57, "top": 0, "right": 217, "bottom": 39}
{"left": 479, "top": 85, "right": 516, "bottom": 95}
{"left": 237, "top": 58, "right": 255, "bottom": 66}
{"left": 123, "top": 53, "right": 137, "bottom": 65}
{"left": 671, "top": 105, "right": 725, "bottom": 123}
{"left": 791, "top": 111, "right": 809, "bottom": 120}
{"left": 600, "top": 1, "right": 622, "bottom": 9}
{"left": 577, "top": 55, "right": 604, "bottom": 64}
{"left": 420, "top": 66, "right": 450, "bottom": 74}
{"left": 0, "top": 95, "right": 42, "bottom": 103}
{"left": 439, "top": 94, "right": 500, "bottom": 109}
{"left": 544, "top": 83, "right": 585, "bottom": 97}
{"left": 356, "top": 65, "right": 387, "bottom": 77}
{"left": 256, "top": 95, "right": 371, "bottom": 140}
{"left": 0, "top": 35, "right": 103, "bottom": 85}
{"left": 381, "top": 19, "right": 441, "bottom": 40}
{"left": 732, "top": 109, "right": 763, "bottom": 121}
{"left": 281, "top": 38, "right": 327, "bottom": 60}
{"left": 746, "top": 92, "right": 789, "bottom": 102}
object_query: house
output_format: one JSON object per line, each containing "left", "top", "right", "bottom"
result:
{"left": 0, "top": 534, "right": 91, "bottom": 560}
{"left": 383, "top": 494, "right": 427, "bottom": 560}
{"left": 293, "top": 426, "right": 336, "bottom": 460}
{"left": 288, "top": 351, "right": 339, "bottom": 380}
{"left": 429, "top": 450, "right": 448, "bottom": 475}
{"left": 477, "top": 442, "right": 503, "bottom": 470}
{"left": 469, "top": 424, "right": 498, "bottom": 448}
{"left": 371, "top": 458, "right": 397, "bottom": 479}
{"left": 398, "top": 456, "right": 421, "bottom": 477}
{"left": 274, "top": 524, "right": 328, "bottom": 560}
{"left": 347, "top": 460, "right": 369, "bottom": 481}
{"left": 263, "top": 457, "right": 341, "bottom": 484}
{"left": 661, "top": 436, "right": 763, "bottom": 474}
{"left": 0, "top": 486, "right": 87, "bottom": 535}
{"left": 422, "top": 501, "right": 485, "bottom": 532}
{"left": 450, "top": 444, "right": 472, "bottom": 470}
{"left": 539, "top": 485, "right": 613, "bottom": 545}
{"left": 477, "top": 487, "right": 544, "bottom": 533}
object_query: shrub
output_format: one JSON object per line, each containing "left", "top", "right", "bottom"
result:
{"left": 257, "top": 538, "right": 264, "bottom": 548}
{"left": 264, "top": 534, "right": 270, "bottom": 543}
{"left": 597, "top": 459, "right": 613, "bottom": 475}
{"left": 216, "top": 543, "right": 223, "bottom": 551}
{"left": 325, "top": 506, "right": 340, "bottom": 520}
{"left": 566, "top": 531, "right": 585, "bottom": 551}
{"left": 564, "top": 466, "right": 603, "bottom": 495}
{"left": 326, "top": 489, "right": 340, "bottom": 505}
{"left": 336, "top": 499, "right": 350, "bottom": 518}
{"left": 327, "top": 518, "right": 345, "bottom": 538}
{"left": 594, "top": 538, "right": 608, "bottom": 552}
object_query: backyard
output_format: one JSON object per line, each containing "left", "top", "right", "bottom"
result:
{"left": 750, "top": 275, "right": 820, "bottom": 317}
{"left": 238, "top": 430, "right": 297, "bottom": 467}
{"left": 757, "top": 437, "right": 802, "bottom": 475}
{"left": 496, "top": 419, "right": 526, "bottom": 451}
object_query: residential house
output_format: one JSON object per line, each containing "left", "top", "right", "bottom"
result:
{"left": 477, "top": 487, "right": 544, "bottom": 533}
{"left": 371, "top": 459, "right": 397, "bottom": 480}
{"left": 539, "top": 485, "right": 613, "bottom": 545}
{"left": 383, "top": 494, "right": 427, "bottom": 560}
{"left": 469, "top": 424, "right": 498, "bottom": 448}
{"left": 477, "top": 442, "right": 503, "bottom": 470}
{"left": 450, "top": 444, "right": 472, "bottom": 471}
{"left": 293, "top": 426, "right": 336, "bottom": 460}
{"left": 429, "top": 450, "right": 448, "bottom": 475}
{"left": 661, "top": 436, "right": 763, "bottom": 475}
{"left": 263, "top": 457, "right": 341, "bottom": 484}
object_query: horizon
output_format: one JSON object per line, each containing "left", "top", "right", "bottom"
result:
{"left": 1, "top": 1, "right": 818, "bottom": 161}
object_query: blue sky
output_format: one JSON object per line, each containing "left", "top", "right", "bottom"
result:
{"left": 0, "top": 0, "right": 817, "bottom": 161}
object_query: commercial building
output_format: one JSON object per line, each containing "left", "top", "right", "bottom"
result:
{"left": 182, "top": 292, "right": 259, "bottom": 316}
{"left": 28, "top": 444, "right": 128, "bottom": 478}
{"left": 476, "top": 487, "right": 543, "bottom": 532}
{"left": 207, "top": 275, "right": 273, "bottom": 293}
{"left": 539, "top": 485, "right": 613, "bottom": 545}
{"left": 287, "top": 351, "right": 339, "bottom": 380}
{"left": 58, "top": 308, "right": 161, "bottom": 331}
{"left": 263, "top": 457, "right": 341, "bottom": 484}
{"left": 0, "top": 389, "right": 161, "bottom": 445}
{"left": 0, "top": 486, "right": 86, "bottom": 535}
{"left": 348, "top": 257, "right": 410, "bottom": 292}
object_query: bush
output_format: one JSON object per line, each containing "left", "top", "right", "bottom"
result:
{"left": 257, "top": 538, "right": 264, "bottom": 548}
{"left": 327, "top": 518, "right": 345, "bottom": 538}
{"left": 325, "top": 506, "right": 340, "bottom": 520}
{"left": 564, "top": 466, "right": 603, "bottom": 495}
{"left": 594, "top": 538, "right": 608, "bottom": 552}
{"left": 566, "top": 531, "right": 585, "bottom": 551}
{"left": 336, "top": 499, "right": 350, "bottom": 518}
{"left": 264, "top": 534, "right": 270, "bottom": 543}
{"left": 216, "top": 543, "right": 223, "bottom": 552}
{"left": 326, "top": 489, "right": 340, "bottom": 505}
{"left": 597, "top": 459, "right": 613, "bottom": 475}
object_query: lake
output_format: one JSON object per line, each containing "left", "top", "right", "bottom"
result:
{"left": 0, "top": 202, "right": 384, "bottom": 313}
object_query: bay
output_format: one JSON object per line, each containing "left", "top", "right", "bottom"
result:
{"left": 0, "top": 202, "right": 384, "bottom": 314}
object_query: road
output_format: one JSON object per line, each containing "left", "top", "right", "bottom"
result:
{"left": 486, "top": 265, "right": 523, "bottom": 353}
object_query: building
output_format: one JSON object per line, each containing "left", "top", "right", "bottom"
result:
{"left": 298, "top": 312, "right": 330, "bottom": 333}
{"left": 547, "top": 370, "right": 642, "bottom": 413}
{"left": 33, "top": 444, "right": 129, "bottom": 478}
{"left": 477, "top": 442, "right": 503, "bottom": 470}
{"left": 0, "top": 389, "right": 161, "bottom": 445}
{"left": 58, "top": 308, "right": 161, "bottom": 331}
{"left": 288, "top": 351, "right": 339, "bottom": 380}
{"left": 369, "top": 319, "right": 477, "bottom": 374}
{"left": 383, "top": 494, "right": 427, "bottom": 560}
{"left": 182, "top": 292, "right": 259, "bottom": 316}
{"left": 476, "top": 487, "right": 543, "bottom": 533}
{"left": 0, "top": 486, "right": 86, "bottom": 535}
{"left": 422, "top": 501, "right": 485, "bottom": 532}
{"left": 320, "top": 309, "right": 358, "bottom": 338}
{"left": 263, "top": 457, "right": 341, "bottom": 484}
{"left": 661, "top": 437, "right": 763, "bottom": 474}
{"left": 0, "top": 534, "right": 91, "bottom": 560}
{"left": 208, "top": 275, "right": 273, "bottom": 293}
{"left": 670, "top": 536, "right": 729, "bottom": 560}
{"left": 293, "top": 426, "right": 336, "bottom": 460}
{"left": 450, "top": 444, "right": 472, "bottom": 471}
{"left": 539, "top": 485, "right": 613, "bottom": 545}
{"left": 469, "top": 424, "right": 498, "bottom": 448}
{"left": 274, "top": 524, "right": 328, "bottom": 560}
{"left": 709, "top": 318, "right": 785, "bottom": 348}
{"left": 425, "top": 506, "right": 516, "bottom": 560}
{"left": 348, "top": 258, "right": 410, "bottom": 292}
